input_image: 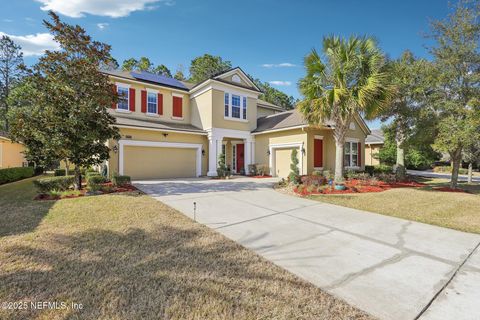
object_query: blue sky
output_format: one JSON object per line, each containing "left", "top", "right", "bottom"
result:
{"left": 0, "top": 0, "right": 453, "bottom": 129}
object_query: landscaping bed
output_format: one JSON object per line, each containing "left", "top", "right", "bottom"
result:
{"left": 34, "top": 182, "right": 138, "bottom": 200}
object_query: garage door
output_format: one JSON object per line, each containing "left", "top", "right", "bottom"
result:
{"left": 123, "top": 146, "right": 196, "bottom": 179}
{"left": 274, "top": 148, "right": 296, "bottom": 178}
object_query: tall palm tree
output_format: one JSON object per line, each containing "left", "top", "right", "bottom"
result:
{"left": 298, "top": 35, "right": 393, "bottom": 182}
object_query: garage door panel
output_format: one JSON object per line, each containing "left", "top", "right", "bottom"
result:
{"left": 275, "top": 148, "right": 294, "bottom": 178}
{"left": 124, "top": 146, "right": 196, "bottom": 179}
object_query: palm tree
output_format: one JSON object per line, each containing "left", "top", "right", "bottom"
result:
{"left": 298, "top": 35, "right": 393, "bottom": 182}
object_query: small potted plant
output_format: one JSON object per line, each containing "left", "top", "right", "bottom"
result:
{"left": 334, "top": 178, "right": 346, "bottom": 191}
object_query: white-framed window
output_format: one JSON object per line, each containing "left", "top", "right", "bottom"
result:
{"left": 147, "top": 92, "right": 157, "bottom": 114}
{"left": 117, "top": 86, "right": 129, "bottom": 110}
{"left": 344, "top": 141, "right": 359, "bottom": 167}
{"left": 224, "top": 93, "right": 229, "bottom": 117}
{"left": 224, "top": 92, "right": 247, "bottom": 120}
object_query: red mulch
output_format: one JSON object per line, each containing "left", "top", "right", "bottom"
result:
{"left": 34, "top": 183, "right": 138, "bottom": 201}
{"left": 433, "top": 187, "right": 468, "bottom": 193}
{"left": 294, "top": 178, "right": 427, "bottom": 196}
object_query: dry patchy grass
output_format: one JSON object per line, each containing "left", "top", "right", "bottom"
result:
{"left": 310, "top": 178, "right": 480, "bottom": 234}
{"left": 0, "top": 178, "right": 372, "bottom": 320}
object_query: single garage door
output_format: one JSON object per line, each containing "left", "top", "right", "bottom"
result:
{"left": 274, "top": 148, "right": 296, "bottom": 178}
{"left": 124, "top": 146, "right": 196, "bottom": 179}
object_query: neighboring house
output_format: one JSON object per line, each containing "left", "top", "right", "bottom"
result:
{"left": 365, "top": 129, "right": 384, "bottom": 166}
{"left": 0, "top": 132, "right": 27, "bottom": 168}
{"left": 104, "top": 67, "right": 370, "bottom": 179}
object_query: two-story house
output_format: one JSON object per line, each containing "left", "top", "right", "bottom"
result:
{"left": 104, "top": 67, "right": 370, "bottom": 179}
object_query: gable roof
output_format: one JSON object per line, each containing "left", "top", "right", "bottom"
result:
{"left": 257, "top": 99, "right": 285, "bottom": 111}
{"left": 366, "top": 129, "right": 385, "bottom": 144}
{"left": 189, "top": 67, "right": 262, "bottom": 94}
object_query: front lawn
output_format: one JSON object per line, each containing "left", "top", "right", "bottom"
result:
{"left": 0, "top": 178, "right": 371, "bottom": 320}
{"left": 309, "top": 177, "right": 480, "bottom": 234}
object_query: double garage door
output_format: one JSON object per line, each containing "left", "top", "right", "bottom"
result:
{"left": 123, "top": 146, "right": 196, "bottom": 180}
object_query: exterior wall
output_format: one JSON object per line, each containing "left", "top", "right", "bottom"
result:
{"left": 257, "top": 106, "right": 278, "bottom": 118}
{"left": 254, "top": 128, "right": 308, "bottom": 175}
{"left": 305, "top": 128, "right": 336, "bottom": 173}
{"left": 111, "top": 77, "right": 190, "bottom": 125}
{"left": 0, "top": 138, "right": 26, "bottom": 168}
{"left": 190, "top": 89, "right": 213, "bottom": 129}
{"left": 365, "top": 144, "right": 382, "bottom": 166}
{"left": 108, "top": 127, "right": 208, "bottom": 176}
{"left": 211, "top": 89, "right": 257, "bottom": 131}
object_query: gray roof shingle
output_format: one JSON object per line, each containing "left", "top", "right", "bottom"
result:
{"left": 111, "top": 112, "right": 206, "bottom": 134}
{"left": 365, "top": 129, "right": 384, "bottom": 144}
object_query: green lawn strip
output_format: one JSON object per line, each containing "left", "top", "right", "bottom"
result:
{"left": 310, "top": 178, "right": 480, "bottom": 234}
{"left": 0, "top": 178, "right": 372, "bottom": 320}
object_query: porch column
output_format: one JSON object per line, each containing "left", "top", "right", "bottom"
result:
{"left": 207, "top": 132, "right": 223, "bottom": 176}
{"left": 244, "top": 137, "right": 255, "bottom": 174}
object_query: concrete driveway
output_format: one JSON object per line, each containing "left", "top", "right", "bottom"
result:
{"left": 135, "top": 177, "right": 480, "bottom": 320}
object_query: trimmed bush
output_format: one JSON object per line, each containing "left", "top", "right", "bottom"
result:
{"left": 33, "top": 176, "right": 75, "bottom": 193}
{"left": 87, "top": 175, "right": 105, "bottom": 192}
{"left": 0, "top": 167, "right": 35, "bottom": 185}
{"left": 112, "top": 175, "right": 131, "bottom": 186}
{"left": 54, "top": 169, "right": 66, "bottom": 176}
{"left": 373, "top": 164, "right": 393, "bottom": 174}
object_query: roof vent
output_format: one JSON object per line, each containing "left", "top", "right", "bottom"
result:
{"left": 232, "top": 74, "right": 241, "bottom": 83}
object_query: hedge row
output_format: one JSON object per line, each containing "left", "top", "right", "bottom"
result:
{"left": 33, "top": 176, "right": 75, "bottom": 193}
{"left": 0, "top": 167, "right": 35, "bottom": 185}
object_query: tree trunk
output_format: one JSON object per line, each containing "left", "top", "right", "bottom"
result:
{"left": 73, "top": 166, "right": 82, "bottom": 190}
{"left": 468, "top": 163, "right": 473, "bottom": 184}
{"left": 450, "top": 148, "right": 462, "bottom": 189}
{"left": 395, "top": 129, "right": 406, "bottom": 180}
{"left": 334, "top": 139, "right": 345, "bottom": 182}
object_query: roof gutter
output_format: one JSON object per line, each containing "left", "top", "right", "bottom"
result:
{"left": 251, "top": 125, "right": 309, "bottom": 135}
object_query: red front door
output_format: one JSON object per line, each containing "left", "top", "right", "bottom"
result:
{"left": 237, "top": 144, "right": 244, "bottom": 174}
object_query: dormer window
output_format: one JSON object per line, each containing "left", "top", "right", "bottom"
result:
{"left": 224, "top": 91, "right": 247, "bottom": 121}
{"left": 117, "top": 86, "right": 129, "bottom": 110}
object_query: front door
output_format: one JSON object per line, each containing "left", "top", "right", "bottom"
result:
{"left": 236, "top": 143, "right": 244, "bottom": 174}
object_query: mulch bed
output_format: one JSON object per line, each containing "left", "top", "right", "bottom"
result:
{"left": 34, "top": 183, "right": 138, "bottom": 201}
{"left": 294, "top": 178, "right": 427, "bottom": 196}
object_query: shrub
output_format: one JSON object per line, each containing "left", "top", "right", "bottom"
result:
{"left": 54, "top": 169, "right": 66, "bottom": 176}
{"left": 301, "top": 175, "right": 325, "bottom": 186}
{"left": 112, "top": 175, "right": 131, "bottom": 186}
{"left": 289, "top": 149, "right": 300, "bottom": 183}
{"left": 257, "top": 165, "right": 270, "bottom": 176}
{"left": 306, "top": 185, "right": 316, "bottom": 193}
{"left": 312, "top": 170, "right": 322, "bottom": 176}
{"left": 33, "top": 176, "right": 75, "bottom": 193}
{"left": 373, "top": 164, "right": 393, "bottom": 174}
{"left": 365, "top": 165, "right": 375, "bottom": 176}
{"left": 248, "top": 164, "right": 257, "bottom": 176}
{"left": 86, "top": 173, "right": 105, "bottom": 184}
{"left": 87, "top": 175, "right": 105, "bottom": 192}
{"left": 0, "top": 167, "right": 35, "bottom": 185}
{"left": 85, "top": 171, "right": 100, "bottom": 178}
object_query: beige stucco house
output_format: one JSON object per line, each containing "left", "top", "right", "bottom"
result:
{"left": 104, "top": 67, "right": 370, "bottom": 179}
{"left": 365, "top": 129, "right": 384, "bottom": 166}
{"left": 0, "top": 133, "right": 27, "bottom": 168}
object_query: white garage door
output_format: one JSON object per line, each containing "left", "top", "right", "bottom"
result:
{"left": 123, "top": 146, "right": 196, "bottom": 179}
{"left": 274, "top": 148, "right": 296, "bottom": 178}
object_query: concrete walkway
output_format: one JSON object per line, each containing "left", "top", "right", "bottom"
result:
{"left": 135, "top": 177, "right": 480, "bottom": 320}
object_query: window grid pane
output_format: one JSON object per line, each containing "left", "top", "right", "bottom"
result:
{"left": 224, "top": 93, "right": 229, "bottom": 117}
{"left": 117, "top": 87, "right": 129, "bottom": 110}
{"left": 242, "top": 97, "right": 247, "bottom": 119}
{"left": 232, "top": 94, "right": 240, "bottom": 118}
{"left": 147, "top": 92, "right": 157, "bottom": 113}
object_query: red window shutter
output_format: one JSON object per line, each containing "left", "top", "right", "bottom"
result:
{"left": 173, "top": 96, "right": 182, "bottom": 118}
{"left": 129, "top": 88, "right": 136, "bottom": 112}
{"left": 111, "top": 84, "right": 117, "bottom": 109}
{"left": 314, "top": 139, "right": 323, "bottom": 167}
{"left": 158, "top": 93, "right": 163, "bottom": 115}
{"left": 141, "top": 90, "right": 147, "bottom": 113}
{"left": 358, "top": 142, "right": 362, "bottom": 166}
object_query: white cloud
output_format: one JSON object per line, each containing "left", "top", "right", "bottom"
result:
{"left": 36, "top": 0, "right": 174, "bottom": 18}
{"left": 3, "top": 19, "right": 13, "bottom": 23}
{"left": 0, "top": 32, "right": 60, "bottom": 56}
{"left": 97, "top": 22, "right": 109, "bottom": 30}
{"left": 262, "top": 62, "right": 296, "bottom": 68}
{"left": 268, "top": 81, "right": 292, "bottom": 86}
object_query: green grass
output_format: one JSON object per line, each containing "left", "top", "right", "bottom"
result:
{"left": 0, "top": 178, "right": 371, "bottom": 320}
{"left": 309, "top": 177, "right": 480, "bottom": 234}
